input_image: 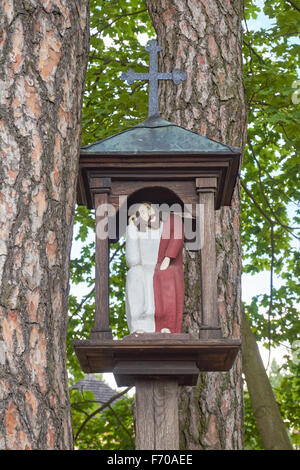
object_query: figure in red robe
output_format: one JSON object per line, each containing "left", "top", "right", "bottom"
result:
{"left": 125, "top": 203, "right": 184, "bottom": 334}
{"left": 153, "top": 213, "right": 184, "bottom": 333}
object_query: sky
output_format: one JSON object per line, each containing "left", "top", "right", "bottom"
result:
{"left": 70, "top": 1, "right": 298, "bottom": 390}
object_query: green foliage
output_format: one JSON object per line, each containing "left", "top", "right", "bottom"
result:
{"left": 244, "top": 388, "right": 264, "bottom": 450}
{"left": 241, "top": 0, "right": 300, "bottom": 448}
{"left": 82, "top": 0, "right": 154, "bottom": 146}
{"left": 242, "top": 0, "right": 300, "bottom": 356}
{"left": 109, "top": 240, "right": 130, "bottom": 337}
{"left": 272, "top": 356, "right": 300, "bottom": 448}
{"left": 70, "top": 388, "right": 135, "bottom": 450}
{"left": 244, "top": 358, "right": 300, "bottom": 450}
{"left": 67, "top": 0, "right": 300, "bottom": 450}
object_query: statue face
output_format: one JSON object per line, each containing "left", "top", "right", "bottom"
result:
{"left": 138, "top": 203, "right": 157, "bottom": 224}
{"left": 138, "top": 203, "right": 151, "bottom": 222}
{"left": 129, "top": 202, "right": 159, "bottom": 230}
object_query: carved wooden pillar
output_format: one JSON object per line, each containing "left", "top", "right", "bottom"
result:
{"left": 90, "top": 177, "right": 113, "bottom": 340}
{"left": 196, "top": 177, "right": 222, "bottom": 339}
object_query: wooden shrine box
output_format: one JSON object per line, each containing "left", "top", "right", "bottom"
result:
{"left": 73, "top": 116, "right": 241, "bottom": 387}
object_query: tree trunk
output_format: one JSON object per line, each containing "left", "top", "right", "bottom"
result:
{"left": 242, "top": 314, "right": 292, "bottom": 450}
{"left": 146, "top": 0, "right": 247, "bottom": 449}
{"left": 0, "top": 0, "right": 89, "bottom": 449}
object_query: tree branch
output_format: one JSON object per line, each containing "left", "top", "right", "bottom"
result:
{"left": 71, "top": 405, "right": 90, "bottom": 417}
{"left": 88, "top": 54, "right": 130, "bottom": 68}
{"left": 243, "top": 18, "right": 254, "bottom": 74}
{"left": 107, "top": 403, "right": 135, "bottom": 447}
{"left": 247, "top": 139, "right": 299, "bottom": 207}
{"left": 110, "top": 241, "right": 126, "bottom": 265}
{"left": 247, "top": 140, "right": 300, "bottom": 235}
{"left": 129, "top": 82, "right": 146, "bottom": 95}
{"left": 286, "top": 0, "right": 300, "bottom": 14}
{"left": 242, "top": 179, "right": 300, "bottom": 240}
{"left": 266, "top": 225, "right": 275, "bottom": 371}
{"left": 69, "top": 285, "right": 95, "bottom": 320}
{"left": 74, "top": 386, "right": 132, "bottom": 441}
{"left": 278, "top": 123, "right": 293, "bottom": 144}
{"left": 92, "top": 9, "right": 148, "bottom": 37}
{"left": 243, "top": 39, "right": 266, "bottom": 65}
{"left": 70, "top": 242, "right": 125, "bottom": 320}
{"left": 241, "top": 179, "right": 274, "bottom": 225}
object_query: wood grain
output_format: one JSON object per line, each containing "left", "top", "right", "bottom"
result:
{"left": 135, "top": 380, "right": 155, "bottom": 449}
{"left": 91, "top": 190, "right": 112, "bottom": 339}
{"left": 77, "top": 151, "right": 237, "bottom": 210}
{"left": 113, "top": 360, "right": 199, "bottom": 386}
{"left": 72, "top": 337, "right": 241, "bottom": 380}
{"left": 111, "top": 180, "right": 197, "bottom": 205}
{"left": 197, "top": 178, "right": 222, "bottom": 339}
{"left": 135, "top": 379, "right": 179, "bottom": 450}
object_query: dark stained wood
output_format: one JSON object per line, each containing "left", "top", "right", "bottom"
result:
{"left": 196, "top": 176, "right": 217, "bottom": 190}
{"left": 197, "top": 178, "right": 222, "bottom": 340}
{"left": 135, "top": 379, "right": 179, "bottom": 450}
{"left": 90, "top": 184, "right": 112, "bottom": 340}
{"left": 72, "top": 337, "right": 241, "bottom": 382}
{"left": 110, "top": 180, "right": 197, "bottom": 210}
{"left": 135, "top": 380, "right": 155, "bottom": 449}
{"left": 89, "top": 176, "right": 111, "bottom": 192}
{"left": 113, "top": 360, "right": 199, "bottom": 386}
{"left": 121, "top": 332, "right": 192, "bottom": 341}
{"left": 77, "top": 171, "right": 88, "bottom": 207}
{"left": 153, "top": 379, "right": 179, "bottom": 450}
{"left": 76, "top": 151, "right": 238, "bottom": 210}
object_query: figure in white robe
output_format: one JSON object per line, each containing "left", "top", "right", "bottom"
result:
{"left": 125, "top": 203, "right": 170, "bottom": 334}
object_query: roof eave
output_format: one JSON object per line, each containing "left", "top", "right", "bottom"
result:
{"left": 80, "top": 149, "right": 241, "bottom": 157}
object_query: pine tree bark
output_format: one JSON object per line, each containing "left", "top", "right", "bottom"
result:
{"left": 146, "top": 0, "right": 247, "bottom": 449}
{"left": 0, "top": 0, "right": 89, "bottom": 449}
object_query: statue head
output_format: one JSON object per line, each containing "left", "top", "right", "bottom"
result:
{"left": 129, "top": 202, "right": 160, "bottom": 230}
{"left": 138, "top": 202, "right": 155, "bottom": 222}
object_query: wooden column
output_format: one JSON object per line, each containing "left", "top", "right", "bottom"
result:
{"left": 196, "top": 177, "right": 222, "bottom": 339}
{"left": 90, "top": 177, "right": 112, "bottom": 340}
{"left": 135, "top": 379, "right": 179, "bottom": 450}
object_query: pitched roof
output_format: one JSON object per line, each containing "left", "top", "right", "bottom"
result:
{"left": 80, "top": 116, "right": 240, "bottom": 156}
{"left": 72, "top": 374, "right": 119, "bottom": 405}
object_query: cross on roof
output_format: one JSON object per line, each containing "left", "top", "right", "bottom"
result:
{"left": 121, "top": 40, "right": 187, "bottom": 118}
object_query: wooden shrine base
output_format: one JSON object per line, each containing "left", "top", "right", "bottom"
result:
{"left": 73, "top": 333, "right": 241, "bottom": 386}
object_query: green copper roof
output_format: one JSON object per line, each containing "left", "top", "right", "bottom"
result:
{"left": 81, "top": 117, "right": 240, "bottom": 155}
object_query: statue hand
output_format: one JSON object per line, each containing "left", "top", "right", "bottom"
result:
{"left": 160, "top": 257, "right": 170, "bottom": 270}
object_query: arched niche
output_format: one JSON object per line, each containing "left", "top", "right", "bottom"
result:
{"left": 108, "top": 184, "right": 198, "bottom": 248}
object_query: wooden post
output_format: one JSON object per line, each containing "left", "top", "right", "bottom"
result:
{"left": 196, "top": 177, "right": 222, "bottom": 339}
{"left": 90, "top": 177, "right": 112, "bottom": 340}
{"left": 135, "top": 379, "right": 179, "bottom": 450}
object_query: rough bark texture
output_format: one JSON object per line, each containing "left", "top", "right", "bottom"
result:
{"left": 0, "top": 0, "right": 89, "bottom": 449}
{"left": 242, "top": 314, "right": 292, "bottom": 450}
{"left": 146, "top": 0, "right": 247, "bottom": 449}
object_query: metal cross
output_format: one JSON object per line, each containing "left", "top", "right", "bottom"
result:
{"left": 121, "top": 40, "right": 187, "bottom": 118}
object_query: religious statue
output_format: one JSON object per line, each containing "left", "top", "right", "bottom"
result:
{"left": 125, "top": 202, "right": 185, "bottom": 335}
